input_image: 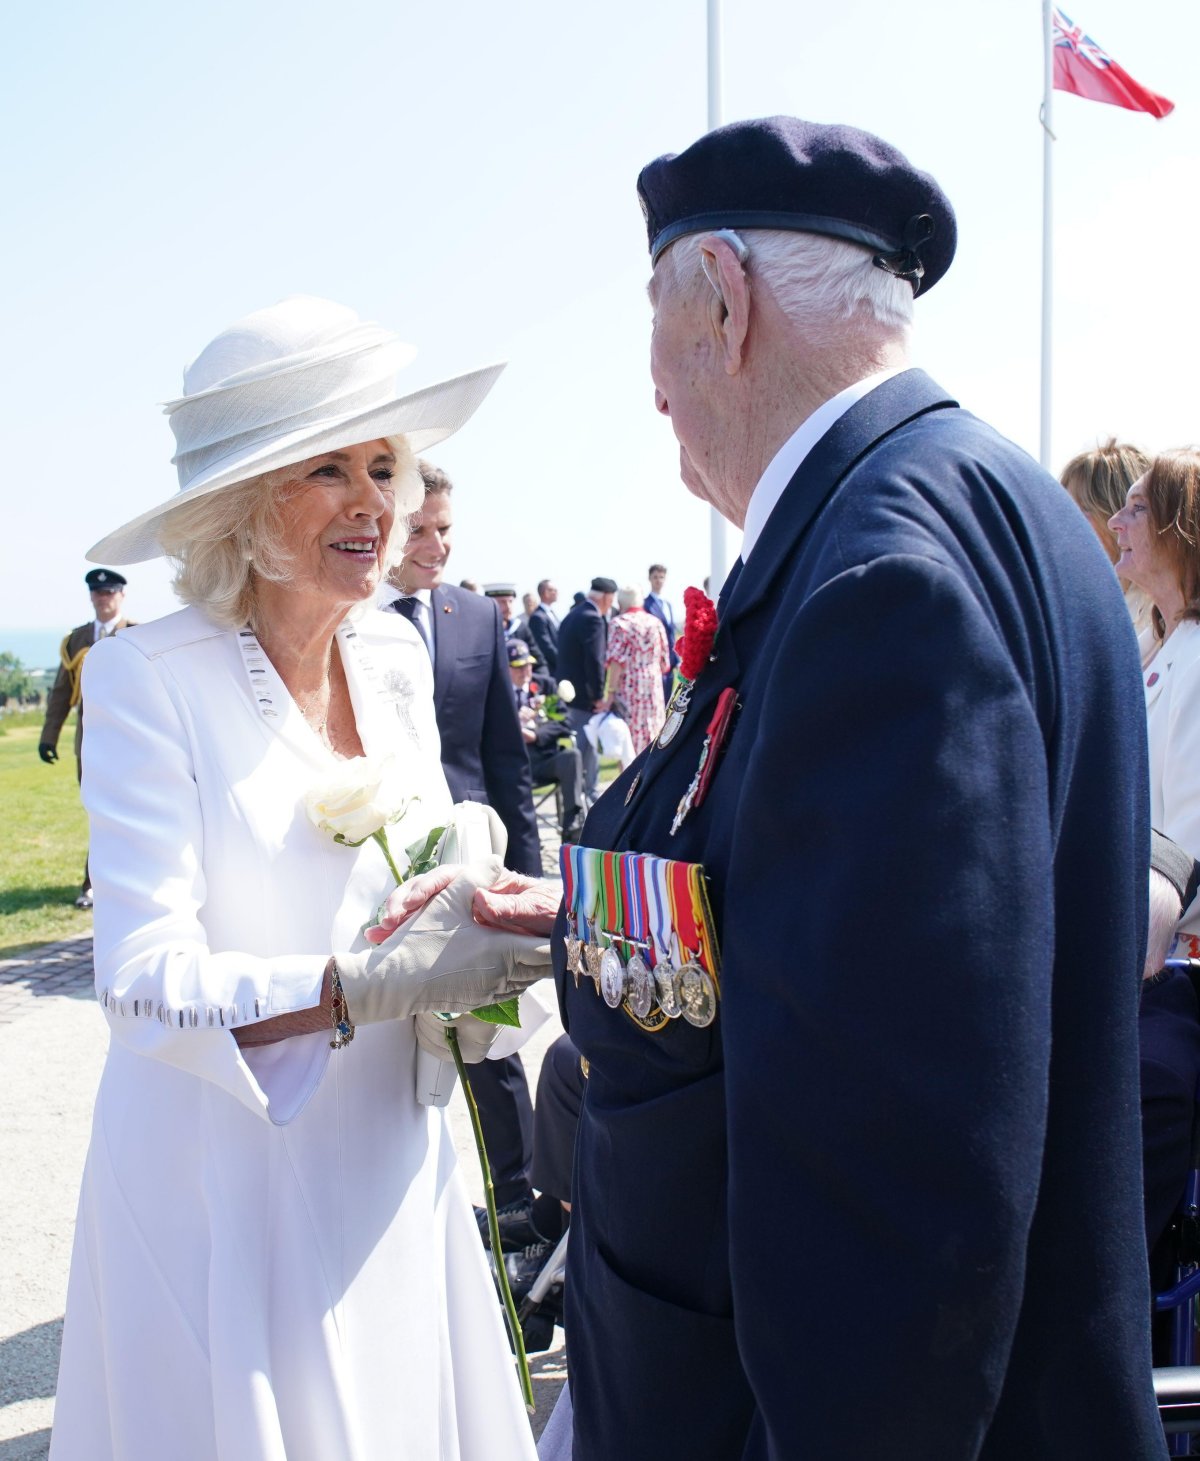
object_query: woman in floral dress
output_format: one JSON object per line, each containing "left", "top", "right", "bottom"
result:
{"left": 605, "top": 585, "right": 671, "bottom": 754}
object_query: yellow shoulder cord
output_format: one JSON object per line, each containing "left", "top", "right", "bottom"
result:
{"left": 60, "top": 635, "right": 90, "bottom": 710}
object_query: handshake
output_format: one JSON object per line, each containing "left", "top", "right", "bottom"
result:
{"left": 333, "top": 856, "right": 557, "bottom": 1064}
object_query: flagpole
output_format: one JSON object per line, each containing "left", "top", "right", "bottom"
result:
{"left": 1040, "top": 0, "right": 1055, "bottom": 470}
{"left": 707, "top": 0, "right": 729, "bottom": 593}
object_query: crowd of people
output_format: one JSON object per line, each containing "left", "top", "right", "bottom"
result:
{"left": 40, "top": 112, "right": 1200, "bottom": 1461}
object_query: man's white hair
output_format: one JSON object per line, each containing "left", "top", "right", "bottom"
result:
{"left": 666, "top": 228, "right": 914, "bottom": 338}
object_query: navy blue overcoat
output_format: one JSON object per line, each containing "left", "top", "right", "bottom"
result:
{"left": 558, "top": 371, "right": 1163, "bottom": 1459}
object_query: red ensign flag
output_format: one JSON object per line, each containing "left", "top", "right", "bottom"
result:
{"left": 1052, "top": 9, "right": 1174, "bottom": 118}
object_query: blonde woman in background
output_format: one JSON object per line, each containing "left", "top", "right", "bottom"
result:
{"left": 1060, "top": 437, "right": 1152, "bottom": 645}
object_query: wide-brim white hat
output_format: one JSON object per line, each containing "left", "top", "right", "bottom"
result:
{"left": 88, "top": 295, "right": 505, "bottom": 564}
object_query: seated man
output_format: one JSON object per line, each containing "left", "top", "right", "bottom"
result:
{"left": 508, "top": 639, "right": 584, "bottom": 845}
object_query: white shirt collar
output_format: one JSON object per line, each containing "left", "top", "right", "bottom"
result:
{"left": 93, "top": 618, "right": 120, "bottom": 640}
{"left": 740, "top": 367, "right": 903, "bottom": 563}
{"left": 377, "top": 583, "right": 433, "bottom": 610}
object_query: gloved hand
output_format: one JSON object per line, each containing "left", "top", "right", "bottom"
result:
{"left": 335, "top": 858, "right": 550, "bottom": 1025}
{"left": 413, "top": 1010, "right": 502, "bottom": 1064}
{"left": 38, "top": 742, "right": 58, "bottom": 764}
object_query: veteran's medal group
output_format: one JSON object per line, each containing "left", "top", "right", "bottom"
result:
{"left": 560, "top": 845, "right": 720, "bottom": 1032}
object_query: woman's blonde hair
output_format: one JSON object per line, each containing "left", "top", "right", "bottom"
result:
{"left": 159, "top": 436, "right": 419, "bottom": 630}
{"left": 1059, "top": 438, "right": 1150, "bottom": 565}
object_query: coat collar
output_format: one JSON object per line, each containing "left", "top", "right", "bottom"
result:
{"left": 604, "top": 371, "right": 954, "bottom": 844}
{"left": 722, "top": 369, "right": 957, "bottom": 627}
{"left": 1145, "top": 620, "right": 1200, "bottom": 713}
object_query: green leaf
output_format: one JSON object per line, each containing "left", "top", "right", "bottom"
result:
{"left": 404, "top": 825, "right": 446, "bottom": 878}
{"left": 468, "top": 998, "right": 522, "bottom": 1028}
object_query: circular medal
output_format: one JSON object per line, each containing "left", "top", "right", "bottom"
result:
{"left": 625, "top": 952, "right": 655, "bottom": 1019}
{"left": 654, "top": 958, "right": 683, "bottom": 1018}
{"left": 679, "top": 961, "right": 717, "bottom": 1028}
{"left": 600, "top": 947, "right": 627, "bottom": 1008}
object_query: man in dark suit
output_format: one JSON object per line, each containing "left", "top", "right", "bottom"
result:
{"left": 39, "top": 568, "right": 136, "bottom": 908}
{"left": 642, "top": 562, "right": 677, "bottom": 700}
{"left": 507, "top": 637, "right": 584, "bottom": 844}
{"left": 554, "top": 118, "right": 1163, "bottom": 1458}
{"left": 385, "top": 463, "right": 543, "bottom": 1230}
{"left": 526, "top": 578, "right": 560, "bottom": 676}
{"left": 555, "top": 576, "right": 616, "bottom": 804}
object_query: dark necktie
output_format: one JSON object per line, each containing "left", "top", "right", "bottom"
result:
{"left": 394, "top": 596, "right": 434, "bottom": 661}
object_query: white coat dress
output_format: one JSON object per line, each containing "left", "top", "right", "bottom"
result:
{"left": 49, "top": 604, "right": 537, "bottom": 1461}
{"left": 1145, "top": 618, "right": 1200, "bottom": 951}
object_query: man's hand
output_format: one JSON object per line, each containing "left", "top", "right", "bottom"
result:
{"left": 472, "top": 870, "right": 560, "bottom": 937}
{"left": 363, "top": 865, "right": 458, "bottom": 945}
{"left": 38, "top": 743, "right": 58, "bottom": 765}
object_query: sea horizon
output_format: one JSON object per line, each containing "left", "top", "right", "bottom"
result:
{"left": 0, "top": 629, "right": 68, "bottom": 673}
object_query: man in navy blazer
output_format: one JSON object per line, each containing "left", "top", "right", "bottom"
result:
{"left": 385, "top": 463, "right": 544, "bottom": 1225}
{"left": 642, "top": 562, "right": 678, "bottom": 699}
{"left": 555, "top": 118, "right": 1163, "bottom": 1459}
{"left": 526, "top": 578, "right": 560, "bottom": 676}
{"left": 555, "top": 577, "right": 616, "bottom": 804}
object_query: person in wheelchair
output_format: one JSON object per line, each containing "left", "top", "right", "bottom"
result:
{"left": 1141, "top": 830, "right": 1200, "bottom": 1364}
{"left": 507, "top": 639, "right": 585, "bottom": 845}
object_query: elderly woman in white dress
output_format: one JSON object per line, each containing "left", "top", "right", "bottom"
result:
{"left": 50, "top": 297, "right": 548, "bottom": 1461}
{"left": 1109, "top": 448, "right": 1200, "bottom": 962}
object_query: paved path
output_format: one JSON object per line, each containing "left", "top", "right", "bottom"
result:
{"left": 0, "top": 920, "right": 567, "bottom": 1458}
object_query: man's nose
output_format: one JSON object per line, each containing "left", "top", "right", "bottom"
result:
{"left": 654, "top": 388, "right": 669, "bottom": 417}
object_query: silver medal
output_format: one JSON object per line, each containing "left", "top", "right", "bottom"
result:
{"left": 600, "top": 946, "right": 627, "bottom": 1008}
{"left": 656, "top": 683, "right": 691, "bottom": 748}
{"left": 654, "top": 958, "right": 683, "bottom": 1018}
{"left": 626, "top": 952, "right": 655, "bottom": 1019}
{"left": 679, "top": 960, "right": 717, "bottom": 1028}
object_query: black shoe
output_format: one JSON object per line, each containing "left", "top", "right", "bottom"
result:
{"left": 560, "top": 818, "right": 584, "bottom": 846}
{"left": 473, "top": 1197, "right": 542, "bottom": 1253}
{"left": 74, "top": 889, "right": 93, "bottom": 910}
{"left": 501, "top": 1240, "right": 557, "bottom": 1304}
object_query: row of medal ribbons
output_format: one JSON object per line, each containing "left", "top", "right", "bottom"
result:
{"left": 559, "top": 844, "right": 722, "bottom": 1031}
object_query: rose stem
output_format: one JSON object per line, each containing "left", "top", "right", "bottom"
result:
{"left": 372, "top": 829, "right": 406, "bottom": 888}
{"left": 445, "top": 1026, "right": 535, "bottom": 1413}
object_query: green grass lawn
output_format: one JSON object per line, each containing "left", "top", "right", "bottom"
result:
{"left": 0, "top": 710, "right": 92, "bottom": 957}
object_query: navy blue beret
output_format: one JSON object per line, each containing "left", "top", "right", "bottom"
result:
{"left": 637, "top": 116, "right": 957, "bottom": 296}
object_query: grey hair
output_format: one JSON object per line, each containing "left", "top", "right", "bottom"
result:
{"left": 159, "top": 435, "right": 420, "bottom": 631}
{"left": 617, "top": 585, "right": 643, "bottom": 613}
{"left": 1145, "top": 868, "right": 1183, "bottom": 980}
{"left": 667, "top": 227, "right": 914, "bottom": 336}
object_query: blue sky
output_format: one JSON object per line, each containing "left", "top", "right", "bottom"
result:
{"left": 2, "top": 0, "right": 1196, "bottom": 641}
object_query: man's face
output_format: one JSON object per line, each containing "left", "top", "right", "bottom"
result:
{"left": 541, "top": 583, "right": 558, "bottom": 605}
{"left": 597, "top": 592, "right": 615, "bottom": 617}
{"left": 649, "top": 251, "right": 726, "bottom": 507}
{"left": 509, "top": 661, "right": 533, "bottom": 691}
{"left": 649, "top": 568, "right": 666, "bottom": 594}
{"left": 397, "top": 491, "right": 453, "bottom": 591}
{"left": 90, "top": 587, "right": 124, "bottom": 622}
{"left": 495, "top": 594, "right": 515, "bottom": 621}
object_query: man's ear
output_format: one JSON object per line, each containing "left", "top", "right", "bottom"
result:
{"left": 698, "top": 234, "right": 750, "bottom": 376}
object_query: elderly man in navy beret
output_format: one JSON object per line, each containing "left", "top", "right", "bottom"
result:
{"left": 548, "top": 117, "right": 1162, "bottom": 1459}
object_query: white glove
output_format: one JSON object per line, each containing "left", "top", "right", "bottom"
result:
{"left": 335, "top": 858, "right": 550, "bottom": 1025}
{"left": 413, "top": 1011, "right": 502, "bottom": 1064}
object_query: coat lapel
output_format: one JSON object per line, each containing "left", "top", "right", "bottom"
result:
{"left": 431, "top": 585, "right": 458, "bottom": 714}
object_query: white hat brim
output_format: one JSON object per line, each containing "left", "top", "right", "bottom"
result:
{"left": 87, "top": 361, "right": 505, "bottom": 565}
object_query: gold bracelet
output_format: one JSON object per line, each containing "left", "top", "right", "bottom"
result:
{"left": 329, "top": 961, "right": 355, "bottom": 1051}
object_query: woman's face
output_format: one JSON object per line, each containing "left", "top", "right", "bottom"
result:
{"left": 1109, "top": 475, "right": 1169, "bottom": 594}
{"left": 274, "top": 438, "right": 396, "bottom": 604}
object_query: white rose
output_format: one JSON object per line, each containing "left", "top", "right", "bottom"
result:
{"left": 557, "top": 679, "right": 575, "bottom": 705}
{"left": 303, "top": 754, "right": 411, "bottom": 846}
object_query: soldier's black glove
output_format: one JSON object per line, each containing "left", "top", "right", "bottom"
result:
{"left": 38, "top": 743, "right": 58, "bottom": 764}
